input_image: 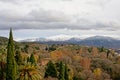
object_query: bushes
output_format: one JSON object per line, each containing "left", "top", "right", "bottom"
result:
{"left": 45, "top": 61, "right": 70, "bottom": 80}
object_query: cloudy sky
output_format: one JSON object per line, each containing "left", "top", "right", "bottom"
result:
{"left": 0, "top": 0, "right": 120, "bottom": 40}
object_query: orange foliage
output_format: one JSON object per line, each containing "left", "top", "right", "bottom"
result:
{"left": 100, "top": 52, "right": 106, "bottom": 59}
{"left": 92, "top": 47, "right": 98, "bottom": 56}
{"left": 40, "top": 58, "right": 50, "bottom": 66}
{"left": 79, "top": 48, "right": 89, "bottom": 54}
{"left": 50, "top": 50, "right": 63, "bottom": 60}
{"left": 80, "top": 57, "right": 91, "bottom": 70}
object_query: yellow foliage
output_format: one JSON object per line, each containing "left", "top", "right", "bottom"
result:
{"left": 68, "top": 65, "right": 74, "bottom": 80}
{"left": 94, "top": 68, "right": 102, "bottom": 77}
{"left": 50, "top": 50, "right": 63, "bottom": 60}
{"left": 34, "top": 54, "right": 39, "bottom": 62}
{"left": 73, "top": 55, "right": 82, "bottom": 61}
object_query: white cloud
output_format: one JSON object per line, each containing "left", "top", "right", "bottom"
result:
{"left": 0, "top": 0, "right": 120, "bottom": 38}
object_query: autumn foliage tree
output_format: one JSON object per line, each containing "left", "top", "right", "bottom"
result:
{"left": 80, "top": 57, "right": 91, "bottom": 70}
{"left": 94, "top": 68, "right": 102, "bottom": 80}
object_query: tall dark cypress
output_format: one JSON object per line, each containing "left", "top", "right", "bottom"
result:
{"left": 59, "top": 61, "right": 65, "bottom": 80}
{"left": 15, "top": 50, "right": 22, "bottom": 65}
{"left": 64, "top": 64, "right": 69, "bottom": 80}
{"left": 30, "top": 53, "right": 36, "bottom": 65}
{"left": 44, "top": 61, "right": 57, "bottom": 78}
{"left": 6, "top": 28, "right": 16, "bottom": 80}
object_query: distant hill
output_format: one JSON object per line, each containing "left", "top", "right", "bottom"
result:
{"left": 0, "top": 36, "right": 8, "bottom": 45}
{"left": 0, "top": 36, "right": 18, "bottom": 46}
{"left": 21, "top": 36, "right": 120, "bottom": 49}
{"left": 78, "top": 36, "right": 120, "bottom": 49}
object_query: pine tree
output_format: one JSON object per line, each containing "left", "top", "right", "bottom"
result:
{"left": 30, "top": 53, "right": 36, "bottom": 65}
{"left": 107, "top": 49, "right": 110, "bottom": 58}
{"left": 59, "top": 61, "right": 65, "bottom": 80}
{"left": 15, "top": 50, "right": 22, "bottom": 65}
{"left": 64, "top": 64, "right": 69, "bottom": 80}
{"left": 27, "top": 56, "right": 30, "bottom": 62}
{"left": 6, "top": 28, "right": 16, "bottom": 80}
{"left": 44, "top": 61, "right": 57, "bottom": 78}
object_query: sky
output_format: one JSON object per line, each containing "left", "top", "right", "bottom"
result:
{"left": 0, "top": 0, "right": 120, "bottom": 40}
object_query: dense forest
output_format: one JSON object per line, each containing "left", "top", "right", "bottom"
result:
{"left": 0, "top": 29, "right": 120, "bottom": 80}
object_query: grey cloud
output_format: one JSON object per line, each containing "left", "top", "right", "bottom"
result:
{"left": 62, "top": 0, "right": 73, "bottom": 1}
{"left": 0, "top": 0, "right": 72, "bottom": 4}
{"left": 0, "top": 0, "right": 119, "bottom": 31}
{"left": 0, "top": 14, "right": 117, "bottom": 30}
{"left": 85, "top": 0, "right": 112, "bottom": 7}
{"left": 0, "top": 0, "right": 23, "bottom": 4}
{"left": 0, "top": 9, "right": 70, "bottom": 22}
{"left": 0, "top": 0, "right": 17, "bottom": 2}
{"left": 0, "top": 20, "right": 115, "bottom": 30}
{"left": 29, "top": 9, "right": 70, "bottom": 22}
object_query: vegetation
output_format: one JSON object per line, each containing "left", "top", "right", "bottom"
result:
{"left": 44, "top": 61, "right": 57, "bottom": 78}
{"left": 0, "top": 29, "right": 120, "bottom": 80}
{"left": 59, "top": 61, "right": 65, "bottom": 80}
{"left": 6, "top": 29, "right": 17, "bottom": 80}
{"left": 29, "top": 53, "right": 36, "bottom": 65}
{"left": 15, "top": 50, "right": 22, "bottom": 65}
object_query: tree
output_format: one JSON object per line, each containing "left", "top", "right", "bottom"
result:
{"left": 59, "top": 61, "right": 65, "bottom": 80}
{"left": 6, "top": 28, "right": 16, "bottom": 80}
{"left": 0, "top": 54, "right": 6, "bottom": 80}
{"left": 73, "top": 76, "right": 79, "bottom": 80}
{"left": 80, "top": 57, "right": 91, "bottom": 70}
{"left": 30, "top": 53, "right": 36, "bottom": 65}
{"left": 27, "top": 57, "right": 30, "bottom": 63}
{"left": 15, "top": 50, "right": 22, "bottom": 65}
{"left": 64, "top": 64, "right": 69, "bottom": 80}
{"left": 14, "top": 44, "right": 20, "bottom": 51}
{"left": 106, "top": 49, "right": 110, "bottom": 58}
{"left": 44, "top": 61, "right": 57, "bottom": 78}
{"left": 94, "top": 68, "right": 102, "bottom": 80}
{"left": 24, "top": 45, "right": 29, "bottom": 53}
{"left": 18, "top": 63, "right": 42, "bottom": 80}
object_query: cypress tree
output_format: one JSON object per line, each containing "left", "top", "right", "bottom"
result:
{"left": 27, "top": 56, "right": 30, "bottom": 62}
{"left": 6, "top": 28, "right": 16, "bottom": 80}
{"left": 107, "top": 49, "right": 110, "bottom": 58}
{"left": 15, "top": 50, "right": 22, "bottom": 65}
{"left": 59, "top": 61, "right": 65, "bottom": 80}
{"left": 30, "top": 53, "right": 36, "bottom": 65}
{"left": 64, "top": 64, "right": 69, "bottom": 80}
{"left": 44, "top": 61, "right": 57, "bottom": 78}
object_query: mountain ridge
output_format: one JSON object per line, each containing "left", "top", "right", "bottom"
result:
{"left": 20, "top": 36, "right": 120, "bottom": 49}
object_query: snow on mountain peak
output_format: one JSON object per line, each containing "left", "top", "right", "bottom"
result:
{"left": 46, "top": 34, "right": 81, "bottom": 41}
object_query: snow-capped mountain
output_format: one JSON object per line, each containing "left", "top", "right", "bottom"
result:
{"left": 20, "top": 34, "right": 82, "bottom": 42}
{"left": 20, "top": 35, "right": 119, "bottom": 42}
{"left": 46, "top": 34, "right": 83, "bottom": 41}
{"left": 20, "top": 35, "right": 120, "bottom": 49}
{"left": 46, "top": 35, "right": 73, "bottom": 41}
{"left": 21, "top": 38, "right": 48, "bottom": 42}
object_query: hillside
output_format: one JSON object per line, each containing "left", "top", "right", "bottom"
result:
{"left": 0, "top": 36, "right": 8, "bottom": 45}
{"left": 21, "top": 36, "right": 120, "bottom": 49}
{"left": 1, "top": 36, "right": 120, "bottom": 80}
